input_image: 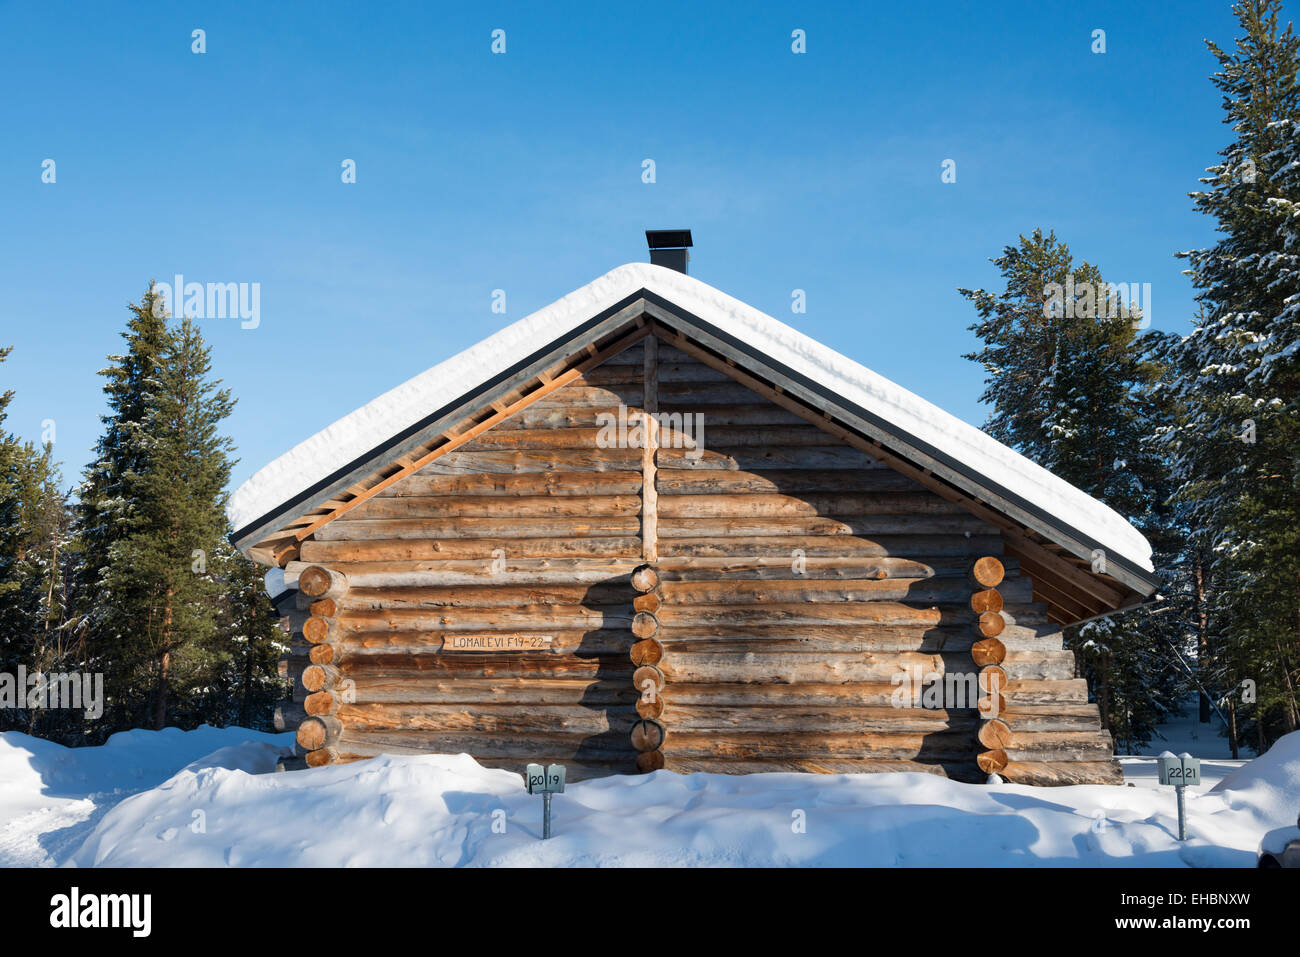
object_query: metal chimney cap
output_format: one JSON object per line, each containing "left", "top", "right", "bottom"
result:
{"left": 645, "top": 229, "right": 693, "bottom": 249}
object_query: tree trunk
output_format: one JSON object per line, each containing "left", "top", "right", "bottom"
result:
{"left": 1226, "top": 698, "right": 1239, "bottom": 760}
{"left": 154, "top": 588, "right": 174, "bottom": 730}
{"left": 1195, "top": 557, "right": 1210, "bottom": 723}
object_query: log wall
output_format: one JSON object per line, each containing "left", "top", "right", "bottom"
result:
{"left": 277, "top": 337, "right": 1122, "bottom": 785}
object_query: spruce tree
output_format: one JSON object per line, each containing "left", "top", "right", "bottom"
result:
{"left": 75, "top": 285, "right": 170, "bottom": 732}
{"left": 960, "top": 231, "right": 1185, "bottom": 749}
{"left": 76, "top": 289, "right": 238, "bottom": 733}
{"left": 1165, "top": 0, "right": 1300, "bottom": 747}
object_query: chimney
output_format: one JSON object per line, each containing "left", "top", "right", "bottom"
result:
{"left": 646, "top": 229, "right": 692, "bottom": 274}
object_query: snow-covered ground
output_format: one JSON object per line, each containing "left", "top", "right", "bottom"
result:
{"left": 0, "top": 726, "right": 288, "bottom": 867}
{"left": 2, "top": 724, "right": 1296, "bottom": 867}
{"left": 1120, "top": 697, "right": 1249, "bottom": 791}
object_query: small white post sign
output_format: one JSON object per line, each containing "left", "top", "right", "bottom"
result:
{"left": 1157, "top": 751, "right": 1200, "bottom": 841}
{"left": 525, "top": 763, "right": 565, "bottom": 840}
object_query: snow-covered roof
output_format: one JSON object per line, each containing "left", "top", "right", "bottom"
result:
{"left": 227, "top": 262, "right": 1154, "bottom": 576}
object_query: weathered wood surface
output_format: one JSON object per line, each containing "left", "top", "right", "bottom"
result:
{"left": 284, "top": 340, "right": 1121, "bottom": 785}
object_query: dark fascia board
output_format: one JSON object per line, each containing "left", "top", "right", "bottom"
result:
{"left": 229, "top": 293, "right": 651, "bottom": 551}
{"left": 234, "top": 284, "right": 1159, "bottom": 601}
{"left": 637, "top": 291, "right": 1160, "bottom": 599}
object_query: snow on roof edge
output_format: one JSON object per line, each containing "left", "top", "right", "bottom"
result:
{"left": 227, "top": 263, "right": 1153, "bottom": 574}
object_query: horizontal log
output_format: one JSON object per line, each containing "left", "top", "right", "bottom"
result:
{"left": 309, "top": 642, "right": 340, "bottom": 666}
{"left": 526, "top": 385, "right": 643, "bottom": 409}
{"left": 654, "top": 628, "right": 1029, "bottom": 655}
{"left": 631, "top": 565, "right": 659, "bottom": 592}
{"left": 287, "top": 558, "right": 642, "bottom": 588}
{"left": 619, "top": 681, "right": 959, "bottom": 708}
{"left": 654, "top": 404, "right": 808, "bottom": 426}
{"left": 296, "top": 714, "right": 342, "bottom": 751}
{"left": 303, "top": 616, "right": 342, "bottom": 644}
{"left": 979, "top": 665, "right": 1008, "bottom": 694}
{"left": 635, "top": 750, "right": 665, "bottom": 773}
{"left": 631, "top": 612, "right": 659, "bottom": 639}
{"left": 971, "top": 637, "right": 1007, "bottom": 667}
{"left": 334, "top": 606, "right": 631, "bottom": 632}
{"left": 1003, "top": 679, "right": 1090, "bottom": 704}
{"left": 659, "top": 535, "right": 1005, "bottom": 559}
{"left": 657, "top": 651, "right": 990, "bottom": 685}
{"left": 1004, "top": 730, "right": 1115, "bottom": 762}
{"left": 301, "top": 663, "right": 341, "bottom": 692}
{"left": 969, "top": 557, "right": 1005, "bottom": 589}
{"left": 336, "top": 703, "right": 637, "bottom": 734}
{"left": 630, "top": 638, "right": 664, "bottom": 666}
{"left": 330, "top": 583, "right": 634, "bottom": 611}
{"left": 659, "top": 516, "right": 997, "bottom": 538}
{"left": 304, "top": 690, "right": 341, "bottom": 716}
{"left": 977, "top": 749, "right": 1008, "bottom": 774}
{"left": 337, "top": 628, "right": 631, "bottom": 657}
{"left": 656, "top": 468, "right": 911, "bottom": 496}
{"left": 655, "top": 602, "right": 947, "bottom": 628}
{"left": 657, "top": 445, "right": 879, "bottom": 472}
{"left": 304, "top": 748, "right": 337, "bottom": 768}
{"left": 317, "top": 517, "right": 641, "bottom": 542}
{"left": 341, "top": 654, "right": 627, "bottom": 680}
{"left": 976, "top": 611, "right": 1005, "bottom": 638}
{"left": 998, "top": 705, "right": 1107, "bottom": 733}
{"left": 385, "top": 470, "right": 642, "bottom": 497}
{"left": 299, "top": 566, "right": 349, "bottom": 600}
{"left": 658, "top": 492, "right": 965, "bottom": 519}
{"left": 274, "top": 699, "right": 306, "bottom": 733}
{"left": 977, "top": 718, "right": 1014, "bottom": 750}
{"left": 630, "top": 719, "right": 666, "bottom": 752}
{"left": 330, "top": 729, "right": 635, "bottom": 759}
{"left": 998, "top": 760, "right": 1124, "bottom": 786}
{"left": 334, "top": 674, "right": 638, "bottom": 706}
{"left": 657, "top": 731, "right": 981, "bottom": 761}
{"left": 661, "top": 705, "right": 981, "bottom": 734}
{"left": 415, "top": 448, "right": 642, "bottom": 474}
{"left": 633, "top": 664, "right": 665, "bottom": 695}
{"left": 301, "top": 537, "right": 642, "bottom": 563}
{"left": 348, "top": 494, "right": 642, "bottom": 520}
{"left": 658, "top": 578, "right": 1033, "bottom": 606}
{"left": 1001, "top": 652, "right": 1077, "bottom": 681}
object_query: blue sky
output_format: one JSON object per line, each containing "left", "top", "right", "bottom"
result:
{"left": 0, "top": 0, "right": 1284, "bottom": 496}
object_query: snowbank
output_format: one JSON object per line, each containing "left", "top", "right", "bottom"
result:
{"left": 227, "top": 263, "right": 1153, "bottom": 573}
{"left": 0, "top": 726, "right": 291, "bottom": 867}
{"left": 9, "top": 726, "right": 1294, "bottom": 867}
{"left": 70, "top": 733, "right": 1300, "bottom": 868}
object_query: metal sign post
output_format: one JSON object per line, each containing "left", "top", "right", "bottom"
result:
{"left": 525, "top": 763, "right": 566, "bottom": 840}
{"left": 1157, "top": 751, "right": 1201, "bottom": 841}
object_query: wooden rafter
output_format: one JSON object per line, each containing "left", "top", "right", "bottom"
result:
{"left": 280, "top": 323, "right": 652, "bottom": 547}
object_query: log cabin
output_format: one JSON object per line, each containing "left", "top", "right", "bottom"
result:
{"left": 231, "top": 230, "right": 1158, "bottom": 786}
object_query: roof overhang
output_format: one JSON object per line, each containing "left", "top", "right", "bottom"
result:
{"left": 231, "top": 284, "right": 1158, "bottom": 624}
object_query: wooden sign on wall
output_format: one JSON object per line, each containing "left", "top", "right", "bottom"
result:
{"left": 442, "top": 634, "right": 554, "bottom": 652}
